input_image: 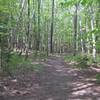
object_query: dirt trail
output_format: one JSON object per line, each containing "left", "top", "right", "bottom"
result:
{"left": 1, "top": 56, "right": 100, "bottom": 100}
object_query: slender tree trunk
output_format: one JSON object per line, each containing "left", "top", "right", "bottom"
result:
{"left": 85, "top": 16, "right": 90, "bottom": 54}
{"left": 79, "top": 16, "right": 84, "bottom": 54}
{"left": 90, "top": 7, "right": 96, "bottom": 62}
{"left": 50, "top": 0, "right": 55, "bottom": 53}
{"left": 96, "top": 1, "right": 100, "bottom": 53}
{"left": 73, "top": 3, "right": 78, "bottom": 56}
{"left": 96, "top": 1, "right": 100, "bottom": 29}
{"left": 36, "top": 0, "right": 41, "bottom": 51}
{"left": 25, "top": 0, "right": 30, "bottom": 60}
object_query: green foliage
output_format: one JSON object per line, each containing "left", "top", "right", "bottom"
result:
{"left": 64, "top": 54, "right": 81, "bottom": 62}
{"left": 0, "top": 34, "right": 11, "bottom": 74}
{"left": 96, "top": 55, "right": 100, "bottom": 65}
{"left": 0, "top": 0, "right": 99, "bottom": 76}
{"left": 8, "top": 53, "right": 31, "bottom": 73}
{"left": 60, "top": 0, "right": 94, "bottom": 7}
{"left": 95, "top": 73, "right": 100, "bottom": 84}
{"left": 8, "top": 53, "right": 24, "bottom": 68}
{"left": 32, "top": 64, "right": 44, "bottom": 72}
{"left": 65, "top": 54, "right": 89, "bottom": 69}
{"left": 32, "top": 51, "right": 47, "bottom": 59}
{"left": 7, "top": 53, "right": 44, "bottom": 74}
{"left": 65, "top": 54, "right": 100, "bottom": 69}
{"left": 0, "top": 6, "right": 10, "bottom": 73}
{"left": 80, "top": 0, "right": 93, "bottom": 6}
{"left": 60, "top": 0, "right": 77, "bottom": 8}
{"left": 76, "top": 55, "right": 89, "bottom": 69}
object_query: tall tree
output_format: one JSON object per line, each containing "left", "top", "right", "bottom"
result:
{"left": 36, "top": 0, "right": 41, "bottom": 51}
{"left": 50, "top": 0, "right": 55, "bottom": 53}
{"left": 25, "top": 0, "right": 30, "bottom": 59}
{"left": 90, "top": 6, "right": 96, "bottom": 62}
{"left": 73, "top": 3, "right": 78, "bottom": 56}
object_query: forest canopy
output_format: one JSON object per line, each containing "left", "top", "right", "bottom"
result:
{"left": 0, "top": 0, "right": 100, "bottom": 78}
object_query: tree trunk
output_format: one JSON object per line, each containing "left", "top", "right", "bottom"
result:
{"left": 79, "top": 16, "right": 84, "bottom": 54}
{"left": 90, "top": 7, "right": 96, "bottom": 62}
{"left": 36, "top": 0, "right": 41, "bottom": 51}
{"left": 25, "top": 0, "right": 30, "bottom": 60}
{"left": 50, "top": 0, "right": 55, "bottom": 53}
{"left": 73, "top": 3, "right": 78, "bottom": 56}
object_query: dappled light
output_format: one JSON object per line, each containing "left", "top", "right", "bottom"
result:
{"left": 0, "top": 0, "right": 100, "bottom": 99}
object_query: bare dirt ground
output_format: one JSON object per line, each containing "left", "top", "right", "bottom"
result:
{"left": 0, "top": 56, "right": 100, "bottom": 100}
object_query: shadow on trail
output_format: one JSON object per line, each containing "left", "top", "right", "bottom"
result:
{"left": 1, "top": 56, "right": 100, "bottom": 100}
{"left": 35, "top": 56, "right": 100, "bottom": 100}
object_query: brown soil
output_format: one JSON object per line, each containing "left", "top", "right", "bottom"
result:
{"left": 0, "top": 56, "right": 100, "bottom": 100}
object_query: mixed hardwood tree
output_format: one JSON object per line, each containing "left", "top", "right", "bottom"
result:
{"left": 0, "top": 0, "right": 100, "bottom": 73}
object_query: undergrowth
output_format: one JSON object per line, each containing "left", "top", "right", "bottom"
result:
{"left": 5, "top": 53, "right": 45, "bottom": 75}
{"left": 64, "top": 54, "right": 100, "bottom": 69}
{"left": 32, "top": 51, "right": 47, "bottom": 60}
{"left": 95, "top": 73, "right": 100, "bottom": 84}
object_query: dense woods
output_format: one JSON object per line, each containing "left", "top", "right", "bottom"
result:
{"left": 0, "top": 0, "right": 100, "bottom": 99}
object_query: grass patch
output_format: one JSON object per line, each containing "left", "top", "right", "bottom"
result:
{"left": 32, "top": 51, "right": 48, "bottom": 60}
{"left": 64, "top": 54, "right": 81, "bottom": 62}
{"left": 64, "top": 54, "right": 100, "bottom": 69}
{"left": 32, "top": 64, "right": 44, "bottom": 72}
{"left": 76, "top": 55, "right": 89, "bottom": 69}
{"left": 95, "top": 73, "right": 100, "bottom": 84}
{"left": 7, "top": 53, "right": 44, "bottom": 74}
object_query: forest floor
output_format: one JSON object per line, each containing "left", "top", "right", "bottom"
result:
{"left": 0, "top": 55, "right": 100, "bottom": 100}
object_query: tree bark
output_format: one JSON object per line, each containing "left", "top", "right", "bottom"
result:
{"left": 50, "top": 0, "right": 55, "bottom": 53}
{"left": 25, "top": 0, "right": 30, "bottom": 60}
{"left": 36, "top": 0, "right": 41, "bottom": 51}
{"left": 73, "top": 3, "right": 78, "bottom": 56}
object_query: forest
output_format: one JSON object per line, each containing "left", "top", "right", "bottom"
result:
{"left": 0, "top": 0, "right": 100, "bottom": 99}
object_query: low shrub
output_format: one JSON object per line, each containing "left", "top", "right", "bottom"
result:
{"left": 76, "top": 55, "right": 89, "bottom": 69}
{"left": 95, "top": 73, "right": 100, "bottom": 84}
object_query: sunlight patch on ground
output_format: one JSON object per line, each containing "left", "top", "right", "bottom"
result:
{"left": 71, "top": 87, "right": 100, "bottom": 99}
{"left": 72, "top": 83, "right": 94, "bottom": 91}
{"left": 72, "top": 82, "right": 85, "bottom": 87}
{"left": 70, "top": 82, "right": 100, "bottom": 99}
{"left": 31, "top": 62, "right": 40, "bottom": 65}
{"left": 41, "top": 62, "right": 52, "bottom": 67}
{"left": 47, "top": 98, "right": 53, "bottom": 100}
{"left": 67, "top": 69, "right": 78, "bottom": 75}
{"left": 56, "top": 69, "right": 63, "bottom": 72}
{"left": 68, "top": 61, "right": 77, "bottom": 65}
{"left": 68, "top": 98, "right": 92, "bottom": 100}
{"left": 72, "top": 88, "right": 91, "bottom": 96}
{"left": 93, "top": 86, "right": 100, "bottom": 93}
{"left": 85, "top": 78, "right": 96, "bottom": 81}
{"left": 55, "top": 65, "right": 65, "bottom": 69}
{"left": 78, "top": 76, "right": 85, "bottom": 79}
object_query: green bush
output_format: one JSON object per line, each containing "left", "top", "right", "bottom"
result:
{"left": 7, "top": 53, "right": 44, "bottom": 74}
{"left": 76, "top": 55, "right": 89, "bottom": 69}
{"left": 32, "top": 51, "right": 47, "bottom": 60}
{"left": 95, "top": 73, "right": 100, "bottom": 84}
{"left": 0, "top": 34, "right": 11, "bottom": 74}
{"left": 64, "top": 54, "right": 81, "bottom": 62}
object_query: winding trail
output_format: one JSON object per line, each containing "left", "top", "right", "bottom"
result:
{"left": 1, "top": 56, "right": 100, "bottom": 100}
